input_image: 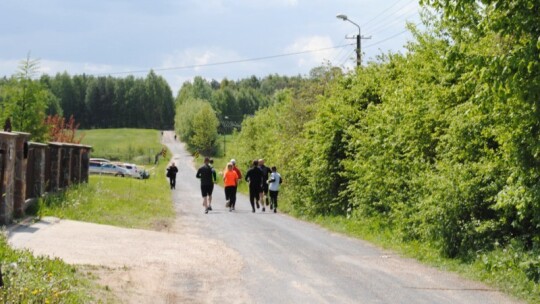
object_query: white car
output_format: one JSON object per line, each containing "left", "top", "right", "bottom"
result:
{"left": 89, "top": 162, "right": 129, "bottom": 177}
{"left": 116, "top": 163, "right": 142, "bottom": 178}
{"left": 90, "top": 158, "right": 111, "bottom": 164}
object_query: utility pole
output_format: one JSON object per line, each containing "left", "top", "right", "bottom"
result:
{"left": 222, "top": 116, "right": 229, "bottom": 157}
{"left": 337, "top": 14, "right": 371, "bottom": 67}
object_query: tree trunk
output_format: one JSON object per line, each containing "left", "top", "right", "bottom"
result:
{"left": 0, "top": 266, "right": 4, "bottom": 287}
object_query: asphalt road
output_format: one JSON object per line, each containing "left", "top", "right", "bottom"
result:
{"left": 165, "top": 131, "right": 517, "bottom": 304}
{"left": 7, "top": 131, "right": 519, "bottom": 303}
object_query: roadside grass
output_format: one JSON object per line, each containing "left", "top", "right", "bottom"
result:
{"left": 35, "top": 129, "right": 174, "bottom": 230}
{"left": 0, "top": 233, "right": 116, "bottom": 303}
{"left": 36, "top": 170, "right": 174, "bottom": 230}
{"left": 80, "top": 128, "right": 165, "bottom": 164}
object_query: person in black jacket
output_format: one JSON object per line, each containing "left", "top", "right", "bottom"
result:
{"left": 166, "top": 163, "right": 179, "bottom": 189}
{"left": 196, "top": 157, "right": 215, "bottom": 214}
{"left": 258, "top": 159, "right": 272, "bottom": 212}
{"left": 245, "top": 159, "right": 263, "bottom": 213}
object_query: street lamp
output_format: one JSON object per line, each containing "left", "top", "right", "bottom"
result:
{"left": 336, "top": 14, "right": 371, "bottom": 67}
{"left": 223, "top": 116, "right": 229, "bottom": 156}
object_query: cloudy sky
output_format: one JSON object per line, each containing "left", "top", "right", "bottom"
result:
{"left": 0, "top": 0, "right": 421, "bottom": 94}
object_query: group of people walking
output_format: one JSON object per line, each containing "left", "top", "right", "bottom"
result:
{"left": 195, "top": 157, "right": 282, "bottom": 214}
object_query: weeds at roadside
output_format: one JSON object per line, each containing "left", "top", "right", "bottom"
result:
{"left": 0, "top": 233, "right": 98, "bottom": 303}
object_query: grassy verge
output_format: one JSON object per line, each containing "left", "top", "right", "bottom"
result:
{"left": 0, "top": 234, "right": 114, "bottom": 303}
{"left": 36, "top": 129, "right": 174, "bottom": 230}
{"left": 36, "top": 170, "right": 174, "bottom": 230}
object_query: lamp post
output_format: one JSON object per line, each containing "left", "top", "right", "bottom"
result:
{"left": 336, "top": 14, "right": 371, "bottom": 67}
{"left": 223, "top": 116, "right": 229, "bottom": 156}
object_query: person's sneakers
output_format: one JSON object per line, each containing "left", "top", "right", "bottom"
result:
{"left": 274, "top": 209, "right": 277, "bottom": 213}
{"left": 208, "top": 206, "right": 213, "bottom": 211}
{"left": 270, "top": 204, "right": 273, "bottom": 210}
{"left": 256, "top": 202, "right": 260, "bottom": 209}
{"left": 205, "top": 208, "right": 209, "bottom": 214}
{"left": 252, "top": 209, "right": 255, "bottom": 213}
{"left": 262, "top": 207, "right": 265, "bottom": 212}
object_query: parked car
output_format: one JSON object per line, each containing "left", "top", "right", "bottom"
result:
{"left": 115, "top": 163, "right": 142, "bottom": 179}
{"left": 90, "top": 158, "right": 111, "bottom": 165}
{"left": 89, "top": 162, "right": 128, "bottom": 177}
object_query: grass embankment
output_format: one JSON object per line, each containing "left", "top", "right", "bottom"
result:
{"left": 39, "top": 128, "right": 174, "bottom": 229}
{"left": 0, "top": 129, "right": 173, "bottom": 302}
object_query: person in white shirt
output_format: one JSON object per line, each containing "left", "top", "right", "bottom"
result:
{"left": 267, "top": 166, "right": 282, "bottom": 213}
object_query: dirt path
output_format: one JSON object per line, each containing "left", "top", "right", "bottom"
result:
{"left": 7, "top": 131, "right": 521, "bottom": 303}
{"left": 9, "top": 216, "right": 247, "bottom": 303}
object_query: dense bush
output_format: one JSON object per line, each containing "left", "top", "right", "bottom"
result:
{"left": 228, "top": 3, "right": 540, "bottom": 291}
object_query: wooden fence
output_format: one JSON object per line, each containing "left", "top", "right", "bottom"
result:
{"left": 0, "top": 131, "right": 91, "bottom": 225}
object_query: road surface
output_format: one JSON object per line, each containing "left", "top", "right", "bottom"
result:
{"left": 8, "top": 131, "right": 519, "bottom": 303}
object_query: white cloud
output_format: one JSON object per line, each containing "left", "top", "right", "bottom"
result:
{"left": 188, "top": 0, "right": 298, "bottom": 10}
{"left": 161, "top": 47, "right": 266, "bottom": 73}
{"left": 0, "top": 59, "right": 19, "bottom": 76}
{"left": 285, "top": 35, "right": 341, "bottom": 68}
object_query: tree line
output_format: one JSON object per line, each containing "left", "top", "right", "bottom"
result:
{"left": 0, "top": 61, "right": 175, "bottom": 141}
{"left": 40, "top": 70, "right": 175, "bottom": 130}
{"left": 174, "top": 74, "right": 312, "bottom": 154}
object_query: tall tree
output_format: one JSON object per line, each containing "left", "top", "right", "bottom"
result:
{"left": 0, "top": 55, "right": 50, "bottom": 140}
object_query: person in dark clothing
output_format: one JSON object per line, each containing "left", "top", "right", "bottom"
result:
{"left": 196, "top": 157, "right": 215, "bottom": 214}
{"left": 258, "top": 159, "right": 272, "bottom": 212}
{"left": 166, "top": 163, "right": 179, "bottom": 189}
{"left": 208, "top": 158, "right": 217, "bottom": 211}
{"left": 245, "top": 159, "right": 263, "bottom": 213}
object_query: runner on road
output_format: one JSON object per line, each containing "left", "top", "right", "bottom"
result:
{"left": 166, "top": 162, "right": 179, "bottom": 190}
{"left": 268, "top": 166, "right": 282, "bottom": 213}
{"left": 196, "top": 157, "right": 215, "bottom": 214}
{"left": 223, "top": 163, "right": 239, "bottom": 212}
{"left": 208, "top": 158, "right": 217, "bottom": 211}
{"left": 245, "top": 159, "right": 263, "bottom": 213}
{"left": 258, "top": 159, "right": 271, "bottom": 212}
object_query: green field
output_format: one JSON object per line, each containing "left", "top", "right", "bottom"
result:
{"left": 79, "top": 128, "right": 165, "bottom": 164}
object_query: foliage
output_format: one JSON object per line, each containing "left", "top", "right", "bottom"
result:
{"left": 228, "top": 65, "right": 343, "bottom": 212}
{"left": 225, "top": 2, "right": 540, "bottom": 300}
{"left": 0, "top": 56, "right": 52, "bottom": 141}
{"left": 41, "top": 70, "right": 175, "bottom": 130}
{"left": 0, "top": 234, "right": 95, "bottom": 303}
{"left": 175, "top": 98, "right": 219, "bottom": 155}
{"left": 190, "top": 104, "right": 219, "bottom": 155}
{"left": 44, "top": 114, "right": 85, "bottom": 143}
{"left": 174, "top": 74, "right": 308, "bottom": 139}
